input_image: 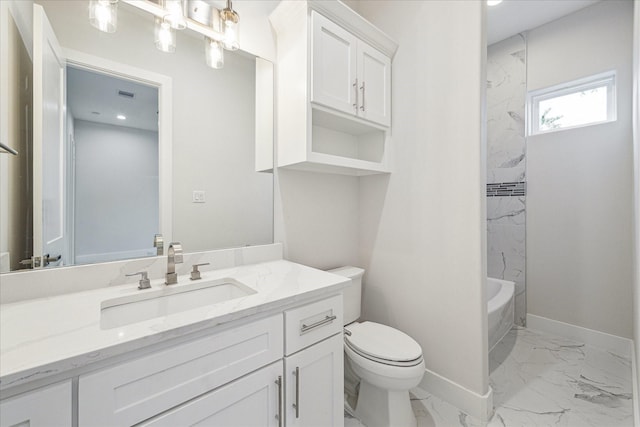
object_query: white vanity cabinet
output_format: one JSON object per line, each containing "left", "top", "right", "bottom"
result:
{"left": 0, "top": 258, "right": 347, "bottom": 427}
{"left": 271, "top": 1, "right": 397, "bottom": 176}
{"left": 283, "top": 295, "right": 344, "bottom": 427}
{"left": 311, "top": 11, "right": 391, "bottom": 128}
{"left": 78, "top": 314, "right": 284, "bottom": 426}
{"left": 0, "top": 381, "right": 72, "bottom": 427}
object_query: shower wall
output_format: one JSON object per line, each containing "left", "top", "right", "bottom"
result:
{"left": 486, "top": 34, "right": 526, "bottom": 326}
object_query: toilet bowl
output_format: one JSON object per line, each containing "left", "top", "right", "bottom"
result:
{"left": 329, "top": 267, "right": 425, "bottom": 427}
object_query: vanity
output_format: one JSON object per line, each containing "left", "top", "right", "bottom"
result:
{"left": 0, "top": 244, "right": 348, "bottom": 426}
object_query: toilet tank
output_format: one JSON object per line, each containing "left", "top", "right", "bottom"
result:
{"left": 328, "top": 266, "right": 364, "bottom": 325}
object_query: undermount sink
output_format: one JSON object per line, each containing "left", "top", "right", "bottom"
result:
{"left": 100, "top": 278, "right": 256, "bottom": 329}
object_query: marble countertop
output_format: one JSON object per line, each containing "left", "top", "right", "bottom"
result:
{"left": 0, "top": 260, "right": 348, "bottom": 391}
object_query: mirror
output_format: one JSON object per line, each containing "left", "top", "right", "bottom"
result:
{"left": 0, "top": 0, "right": 274, "bottom": 272}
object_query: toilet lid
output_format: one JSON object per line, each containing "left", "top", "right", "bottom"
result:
{"left": 345, "top": 321, "right": 423, "bottom": 363}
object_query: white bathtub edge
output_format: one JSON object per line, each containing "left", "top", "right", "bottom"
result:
{"left": 418, "top": 367, "right": 494, "bottom": 422}
{"left": 526, "top": 314, "right": 632, "bottom": 358}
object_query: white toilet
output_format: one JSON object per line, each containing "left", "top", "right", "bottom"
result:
{"left": 329, "top": 267, "right": 425, "bottom": 427}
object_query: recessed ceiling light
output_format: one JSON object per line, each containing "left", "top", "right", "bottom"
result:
{"left": 487, "top": 0, "right": 503, "bottom": 5}
{"left": 117, "top": 114, "right": 126, "bottom": 120}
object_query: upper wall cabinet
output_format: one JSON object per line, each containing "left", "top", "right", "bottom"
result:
{"left": 270, "top": 1, "right": 397, "bottom": 176}
{"left": 311, "top": 12, "right": 391, "bottom": 127}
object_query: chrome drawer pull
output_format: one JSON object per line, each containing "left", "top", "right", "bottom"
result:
{"left": 353, "top": 78, "right": 358, "bottom": 110}
{"left": 301, "top": 315, "right": 337, "bottom": 334}
{"left": 275, "top": 376, "right": 282, "bottom": 427}
{"left": 293, "top": 367, "right": 300, "bottom": 418}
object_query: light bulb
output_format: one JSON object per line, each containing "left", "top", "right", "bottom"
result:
{"left": 487, "top": 0, "right": 503, "bottom": 6}
{"left": 205, "top": 38, "right": 224, "bottom": 69}
{"left": 89, "top": 0, "right": 118, "bottom": 33}
{"left": 155, "top": 18, "right": 176, "bottom": 53}
{"left": 220, "top": 1, "right": 239, "bottom": 51}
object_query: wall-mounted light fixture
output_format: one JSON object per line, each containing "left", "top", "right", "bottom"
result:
{"left": 89, "top": 0, "right": 242, "bottom": 69}
{"left": 89, "top": 0, "right": 118, "bottom": 33}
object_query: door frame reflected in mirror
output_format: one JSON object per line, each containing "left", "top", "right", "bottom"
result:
{"left": 64, "top": 48, "right": 173, "bottom": 262}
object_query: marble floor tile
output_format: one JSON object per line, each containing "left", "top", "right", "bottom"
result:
{"left": 346, "top": 327, "right": 633, "bottom": 427}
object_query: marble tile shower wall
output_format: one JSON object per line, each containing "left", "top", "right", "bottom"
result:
{"left": 486, "top": 34, "right": 527, "bottom": 326}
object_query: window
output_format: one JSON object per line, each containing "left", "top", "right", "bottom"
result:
{"left": 527, "top": 71, "right": 616, "bottom": 135}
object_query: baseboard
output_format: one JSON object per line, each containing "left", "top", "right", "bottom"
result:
{"left": 419, "top": 367, "right": 493, "bottom": 422}
{"left": 632, "top": 344, "right": 640, "bottom": 427}
{"left": 526, "top": 314, "right": 632, "bottom": 358}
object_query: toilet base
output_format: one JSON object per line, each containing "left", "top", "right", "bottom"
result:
{"left": 354, "top": 379, "right": 417, "bottom": 427}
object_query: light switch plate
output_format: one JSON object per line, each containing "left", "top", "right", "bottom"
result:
{"left": 192, "top": 190, "right": 206, "bottom": 203}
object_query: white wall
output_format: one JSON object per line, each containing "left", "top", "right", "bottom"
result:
{"left": 39, "top": 0, "right": 273, "bottom": 254}
{"left": 526, "top": 1, "right": 634, "bottom": 338}
{"left": 354, "top": 0, "right": 490, "bottom": 415}
{"left": 274, "top": 169, "right": 359, "bottom": 269}
{"left": 632, "top": 0, "right": 640, "bottom": 405}
{"left": 73, "top": 120, "right": 158, "bottom": 263}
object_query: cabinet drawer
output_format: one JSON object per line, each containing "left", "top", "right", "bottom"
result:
{"left": 284, "top": 295, "right": 343, "bottom": 355}
{"left": 79, "top": 314, "right": 283, "bottom": 426}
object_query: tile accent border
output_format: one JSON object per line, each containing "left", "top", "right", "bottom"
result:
{"left": 486, "top": 182, "right": 526, "bottom": 197}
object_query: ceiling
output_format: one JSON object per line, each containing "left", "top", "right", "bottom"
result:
{"left": 487, "top": 0, "right": 600, "bottom": 45}
{"left": 67, "top": 67, "right": 159, "bottom": 132}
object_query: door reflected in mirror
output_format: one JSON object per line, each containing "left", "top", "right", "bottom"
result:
{"left": 68, "top": 66, "right": 160, "bottom": 265}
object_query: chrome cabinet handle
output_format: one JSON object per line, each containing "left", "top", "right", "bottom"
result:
{"left": 360, "top": 81, "right": 365, "bottom": 111}
{"left": 275, "top": 376, "right": 283, "bottom": 427}
{"left": 292, "top": 367, "right": 300, "bottom": 418}
{"left": 353, "top": 78, "right": 358, "bottom": 110}
{"left": 301, "top": 315, "right": 337, "bottom": 334}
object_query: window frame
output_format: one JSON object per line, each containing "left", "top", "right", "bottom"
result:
{"left": 527, "top": 70, "right": 617, "bottom": 136}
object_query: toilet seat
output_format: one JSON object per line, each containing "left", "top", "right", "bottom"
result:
{"left": 345, "top": 322, "right": 423, "bottom": 367}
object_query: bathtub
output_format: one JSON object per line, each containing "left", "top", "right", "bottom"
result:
{"left": 487, "top": 277, "right": 515, "bottom": 352}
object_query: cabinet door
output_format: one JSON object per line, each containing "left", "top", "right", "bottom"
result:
{"left": 138, "top": 361, "right": 283, "bottom": 427}
{"left": 311, "top": 11, "right": 358, "bottom": 116}
{"left": 357, "top": 40, "right": 391, "bottom": 127}
{"left": 79, "top": 314, "right": 283, "bottom": 426}
{"left": 0, "top": 381, "right": 71, "bottom": 427}
{"left": 285, "top": 334, "right": 344, "bottom": 427}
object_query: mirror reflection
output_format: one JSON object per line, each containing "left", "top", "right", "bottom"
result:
{"left": 0, "top": 0, "right": 274, "bottom": 273}
{"left": 68, "top": 67, "right": 160, "bottom": 265}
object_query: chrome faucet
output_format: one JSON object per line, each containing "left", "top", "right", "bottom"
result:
{"left": 165, "top": 242, "right": 183, "bottom": 285}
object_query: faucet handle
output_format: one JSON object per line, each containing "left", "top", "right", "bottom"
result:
{"left": 169, "top": 242, "right": 183, "bottom": 263}
{"left": 154, "top": 234, "right": 164, "bottom": 255}
{"left": 126, "top": 271, "right": 151, "bottom": 290}
{"left": 190, "top": 263, "right": 210, "bottom": 280}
